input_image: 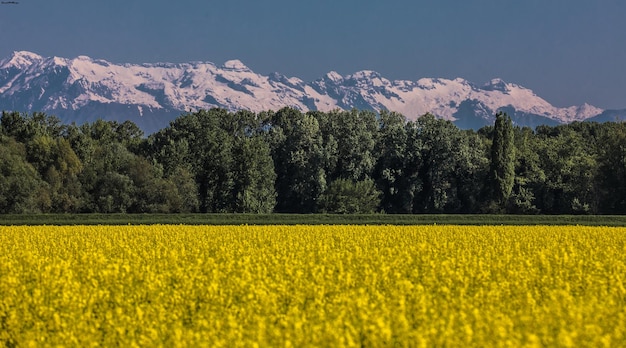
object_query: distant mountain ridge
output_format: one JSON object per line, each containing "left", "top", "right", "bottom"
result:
{"left": 0, "top": 51, "right": 623, "bottom": 133}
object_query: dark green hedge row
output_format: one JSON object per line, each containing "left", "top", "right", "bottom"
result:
{"left": 2, "top": 214, "right": 626, "bottom": 226}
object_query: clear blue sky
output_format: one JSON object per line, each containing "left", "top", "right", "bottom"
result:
{"left": 1, "top": 0, "right": 625, "bottom": 109}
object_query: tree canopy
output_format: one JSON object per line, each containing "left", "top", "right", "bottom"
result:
{"left": 1, "top": 109, "right": 624, "bottom": 214}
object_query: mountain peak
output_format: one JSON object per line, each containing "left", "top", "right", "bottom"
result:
{"left": 0, "top": 50, "right": 43, "bottom": 69}
{"left": 0, "top": 51, "right": 612, "bottom": 133}
{"left": 481, "top": 78, "right": 511, "bottom": 93}
{"left": 562, "top": 102, "right": 604, "bottom": 121}
{"left": 46, "top": 56, "right": 69, "bottom": 66}
{"left": 324, "top": 71, "right": 344, "bottom": 83}
{"left": 222, "top": 59, "right": 250, "bottom": 71}
{"left": 75, "top": 55, "right": 93, "bottom": 61}
{"left": 351, "top": 70, "right": 382, "bottom": 80}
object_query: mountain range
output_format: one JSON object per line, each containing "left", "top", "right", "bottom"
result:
{"left": 1, "top": 51, "right": 624, "bottom": 134}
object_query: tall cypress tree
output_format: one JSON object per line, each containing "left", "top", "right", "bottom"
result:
{"left": 487, "top": 111, "right": 515, "bottom": 211}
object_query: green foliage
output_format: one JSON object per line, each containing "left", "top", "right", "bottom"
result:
{"left": 319, "top": 178, "right": 381, "bottom": 214}
{"left": 0, "top": 136, "right": 46, "bottom": 213}
{"left": 232, "top": 136, "right": 277, "bottom": 213}
{"left": 318, "top": 109, "right": 378, "bottom": 182}
{"left": 409, "top": 114, "right": 485, "bottom": 213}
{"left": 596, "top": 122, "right": 626, "bottom": 213}
{"left": 508, "top": 127, "right": 542, "bottom": 214}
{"left": 486, "top": 111, "right": 515, "bottom": 212}
{"left": 166, "top": 167, "right": 200, "bottom": 213}
{"left": 3, "top": 213, "right": 626, "bottom": 226}
{"left": 1, "top": 111, "right": 64, "bottom": 142}
{"left": 146, "top": 108, "right": 276, "bottom": 213}
{"left": 267, "top": 108, "right": 327, "bottom": 213}
{"left": 534, "top": 126, "right": 598, "bottom": 214}
{"left": 2, "top": 109, "right": 626, "bottom": 215}
{"left": 374, "top": 111, "right": 411, "bottom": 213}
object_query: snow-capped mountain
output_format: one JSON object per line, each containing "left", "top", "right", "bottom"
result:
{"left": 0, "top": 51, "right": 621, "bottom": 133}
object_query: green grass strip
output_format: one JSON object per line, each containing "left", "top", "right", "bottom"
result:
{"left": 2, "top": 214, "right": 626, "bottom": 226}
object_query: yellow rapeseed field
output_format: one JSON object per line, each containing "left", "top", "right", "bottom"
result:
{"left": 1, "top": 225, "right": 625, "bottom": 347}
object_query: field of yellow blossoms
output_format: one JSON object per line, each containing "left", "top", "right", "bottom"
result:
{"left": 1, "top": 224, "right": 625, "bottom": 347}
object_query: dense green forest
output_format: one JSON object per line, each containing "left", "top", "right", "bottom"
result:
{"left": 1, "top": 108, "right": 625, "bottom": 215}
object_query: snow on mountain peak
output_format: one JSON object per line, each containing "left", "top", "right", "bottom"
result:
{"left": 324, "top": 71, "right": 344, "bottom": 83}
{"left": 487, "top": 77, "right": 506, "bottom": 85}
{"left": 44, "top": 56, "right": 69, "bottom": 67}
{"left": 0, "top": 51, "right": 43, "bottom": 69}
{"left": 562, "top": 103, "right": 603, "bottom": 122}
{"left": 222, "top": 59, "right": 250, "bottom": 71}
{"left": 0, "top": 51, "right": 615, "bottom": 133}
{"left": 481, "top": 78, "right": 510, "bottom": 93}
{"left": 351, "top": 70, "right": 381, "bottom": 79}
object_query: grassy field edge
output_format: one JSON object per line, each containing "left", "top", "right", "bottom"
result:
{"left": 2, "top": 213, "right": 626, "bottom": 226}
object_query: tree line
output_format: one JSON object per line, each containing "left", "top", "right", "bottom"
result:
{"left": 1, "top": 108, "right": 625, "bottom": 215}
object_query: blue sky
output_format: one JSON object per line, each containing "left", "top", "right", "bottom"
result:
{"left": 1, "top": 0, "right": 625, "bottom": 109}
